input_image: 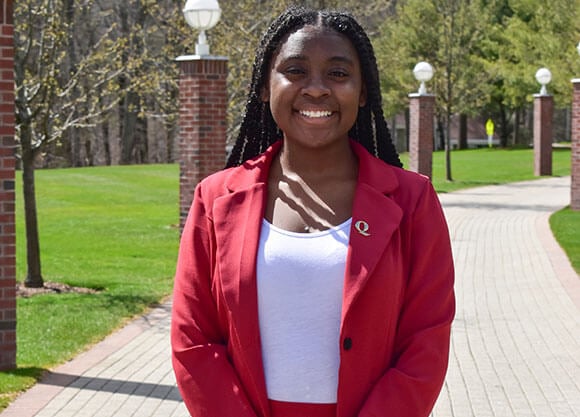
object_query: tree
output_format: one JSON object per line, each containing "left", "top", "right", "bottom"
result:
{"left": 14, "top": 0, "right": 124, "bottom": 287}
{"left": 377, "top": 0, "right": 489, "bottom": 180}
{"left": 482, "top": 0, "right": 580, "bottom": 146}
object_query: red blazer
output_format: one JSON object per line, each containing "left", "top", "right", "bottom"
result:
{"left": 171, "top": 141, "right": 455, "bottom": 417}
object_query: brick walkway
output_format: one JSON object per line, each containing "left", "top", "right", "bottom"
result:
{"left": 2, "top": 176, "right": 579, "bottom": 417}
{"left": 433, "top": 176, "right": 580, "bottom": 417}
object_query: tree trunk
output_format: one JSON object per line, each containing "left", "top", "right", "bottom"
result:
{"left": 499, "top": 103, "right": 510, "bottom": 147}
{"left": 445, "top": 113, "right": 453, "bottom": 182}
{"left": 120, "top": 90, "right": 139, "bottom": 164}
{"left": 437, "top": 116, "right": 445, "bottom": 151}
{"left": 459, "top": 113, "right": 468, "bottom": 149}
{"left": 513, "top": 109, "right": 520, "bottom": 146}
{"left": 20, "top": 124, "right": 44, "bottom": 288}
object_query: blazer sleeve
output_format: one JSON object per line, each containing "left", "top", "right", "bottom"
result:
{"left": 171, "top": 183, "right": 259, "bottom": 417}
{"left": 359, "top": 181, "right": 455, "bottom": 417}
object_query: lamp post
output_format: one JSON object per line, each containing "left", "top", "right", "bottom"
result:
{"left": 409, "top": 61, "right": 435, "bottom": 178}
{"left": 535, "top": 67, "right": 552, "bottom": 96}
{"left": 533, "top": 67, "right": 553, "bottom": 176}
{"left": 413, "top": 61, "right": 434, "bottom": 95}
{"left": 183, "top": 0, "right": 221, "bottom": 56}
{"left": 177, "top": 0, "right": 228, "bottom": 230}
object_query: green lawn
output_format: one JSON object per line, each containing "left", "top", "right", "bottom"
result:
{"left": 399, "top": 147, "right": 572, "bottom": 193}
{"left": 1, "top": 164, "right": 180, "bottom": 409}
{"left": 550, "top": 207, "right": 580, "bottom": 274}
{"left": 0, "top": 147, "right": 577, "bottom": 410}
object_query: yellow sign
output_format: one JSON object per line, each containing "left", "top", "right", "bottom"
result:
{"left": 485, "top": 119, "right": 494, "bottom": 136}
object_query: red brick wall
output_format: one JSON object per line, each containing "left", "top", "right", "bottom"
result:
{"left": 178, "top": 57, "right": 228, "bottom": 229}
{"left": 0, "top": 0, "right": 16, "bottom": 371}
{"left": 408, "top": 94, "right": 435, "bottom": 179}
{"left": 533, "top": 94, "right": 553, "bottom": 176}
{"left": 572, "top": 80, "right": 580, "bottom": 210}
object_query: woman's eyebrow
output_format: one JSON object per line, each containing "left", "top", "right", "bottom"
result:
{"left": 328, "top": 56, "right": 355, "bottom": 66}
{"left": 279, "top": 54, "right": 307, "bottom": 62}
{"left": 279, "top": 54, "right": 355, "bottom": 65}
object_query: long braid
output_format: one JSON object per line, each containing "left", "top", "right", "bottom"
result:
{"left": 226, "top": 6, "right": 402, "bottom": 169}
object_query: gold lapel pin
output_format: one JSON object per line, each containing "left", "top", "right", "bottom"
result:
{"left": 354, "top": 220, "right": 370, "bottom": 237}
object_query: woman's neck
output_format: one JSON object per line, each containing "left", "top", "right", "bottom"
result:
{"left": 277, "top": 140, "right": 358, "bottom": 181}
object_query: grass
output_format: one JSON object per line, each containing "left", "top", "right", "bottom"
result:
{"left": 399, "top": 147, "right": 572, "bottom": 193}
{"left": 0, "top": 147, "right": 577, "bottom": 411}
{"left": 550, "top": 207, "right": 580, "bottom": 274}
{"left": 0, "top": 164, "right": 179, "bottom": 409}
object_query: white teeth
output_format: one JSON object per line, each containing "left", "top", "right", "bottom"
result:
{"left": 300, "top": 110, "right": 332, "bottom": 118}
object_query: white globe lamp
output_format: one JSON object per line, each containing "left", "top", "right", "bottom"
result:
{"left": 183, "top": 0, "right": 222, "bottom": 56}
{"left": 535, "top": 67, "right": 552, "bottom": 95}
{"left": 413, "top": 61, "right": 434, "bottom": 95}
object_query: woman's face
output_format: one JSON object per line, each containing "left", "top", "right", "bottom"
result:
{"left": 263, "top": 25, "right": 366, "bottom": 151}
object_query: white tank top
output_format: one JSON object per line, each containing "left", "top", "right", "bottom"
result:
{"left": 256, "top": 218, "right": 351, "bottom": 404}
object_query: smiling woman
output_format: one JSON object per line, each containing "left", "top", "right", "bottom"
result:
{"left": 264, "top": 25, "right": 366, "bottom": 156}
{"left": 171, "top": 6, "right": 455, "bottom": 417}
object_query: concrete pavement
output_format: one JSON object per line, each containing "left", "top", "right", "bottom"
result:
{"left": 2, "top": 176, "right": 579, "bottom": 417}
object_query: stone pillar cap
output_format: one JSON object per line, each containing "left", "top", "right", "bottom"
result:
{"left": 176, "top": 54, "right": 228, "bottom": 61}
{"left": 408, "top": 93, "right": 435, "bottom": 98}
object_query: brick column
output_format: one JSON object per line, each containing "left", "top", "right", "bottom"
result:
{"left": 0, "top": 0, "right": 16, "bottom": 371}
{"left": 177, "top": 55, "right": 228, "bottom": 229}
{"left": 533, "top": 94, "right": 553, "bottom": 176}
{"left": 571, "top": 79, "right": 580, "bottom": 210}
{"left": 408, "top": 93, "right": 435, "bottom": 179}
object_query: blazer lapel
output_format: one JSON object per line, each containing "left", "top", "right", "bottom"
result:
{"left": 342, "top": 142, "right": 403, "bottom": 323}
{"left": 212, "top": 143, "right": 281, "bottom": 417}
{"left": 213, "top": 183, "right": 269, "bottom": 415}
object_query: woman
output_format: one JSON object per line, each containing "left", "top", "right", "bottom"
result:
{"left": 171, "top": 6, "right": 455, "bottom": 417}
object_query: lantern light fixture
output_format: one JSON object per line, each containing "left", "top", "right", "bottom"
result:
{"left": 183, "top": 0, "right": 221, "bottom": 56}
{"left": 413, "top": 61, "right": 434, "bottom": 95}
{"left": 535, "top": 67, "right": 552, "bottom": 95}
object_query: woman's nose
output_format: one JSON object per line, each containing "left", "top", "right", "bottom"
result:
{"left": 302, "top": 75, "right": 330, "bottom": 98}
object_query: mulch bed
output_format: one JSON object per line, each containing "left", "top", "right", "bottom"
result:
{"left": 16, "top": 281, "right": 100, "bottom": 298}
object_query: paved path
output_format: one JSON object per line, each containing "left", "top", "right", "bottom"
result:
{"left": 2, "top": 176, "right": 579, "bottom": 417}
{"left": 433, "top": 176, "right": 580, "bottom": 417}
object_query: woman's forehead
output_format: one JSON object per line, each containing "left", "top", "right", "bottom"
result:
{"left": 274, "top": 25, "right": 357, "bottom": 61}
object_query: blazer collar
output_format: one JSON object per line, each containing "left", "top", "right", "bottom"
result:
{"left": 224, "top": 141, "right": 282, "bottom": 193}
{"left": 223, "top": 140, "right": 400, "bottom": 195}
{"left": 218, "top": 138, "right": 405, "bottom": 331}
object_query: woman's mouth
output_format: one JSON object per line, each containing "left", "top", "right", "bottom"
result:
{"left": 299, "top": 110, "right": 333, "bottom": 118}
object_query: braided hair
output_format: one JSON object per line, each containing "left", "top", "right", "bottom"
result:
{"left": 226, "top": 5, "right": 402, "bottom": 168}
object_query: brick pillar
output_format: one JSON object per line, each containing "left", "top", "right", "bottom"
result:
{"left": 177, "top": 56, "right": 228, "bottom": 229}
{"left": 571, "top": 79, "right": 580, "bottom": 211}
{"left": 0, "top": 0, "right": 16, "bottom": 371}
{"left": 533, "top": 94, "right": 553, "bottom": 176}
{"left": 408, "top": 93, "right": 435, "bottom": 179}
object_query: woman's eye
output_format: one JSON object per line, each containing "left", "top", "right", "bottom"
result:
{"left": 284, "top": 67, "right": 305, "bottom": 76}
{"left": 329, "top": 69, "right": 349, "bottom": 78}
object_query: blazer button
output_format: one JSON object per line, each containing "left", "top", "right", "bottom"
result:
{"left": 343, "top": 337, "right": 353, "bottom": 351}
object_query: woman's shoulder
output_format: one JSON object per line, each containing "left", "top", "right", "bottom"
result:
{"left": 196, "top": 148, "right": 275, "bottom": 198}
{"left": 391, "top": 164, "right": 432, "bottom": 190}
{"left": 373, "top": 162, "right": 439, "bottom": 212}
{"left": 196, "top": 165, "right": 242, "bottom": 200}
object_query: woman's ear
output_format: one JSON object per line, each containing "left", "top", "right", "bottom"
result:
{"left": 359, "top": 83, "right": 367, "bottom": 107}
